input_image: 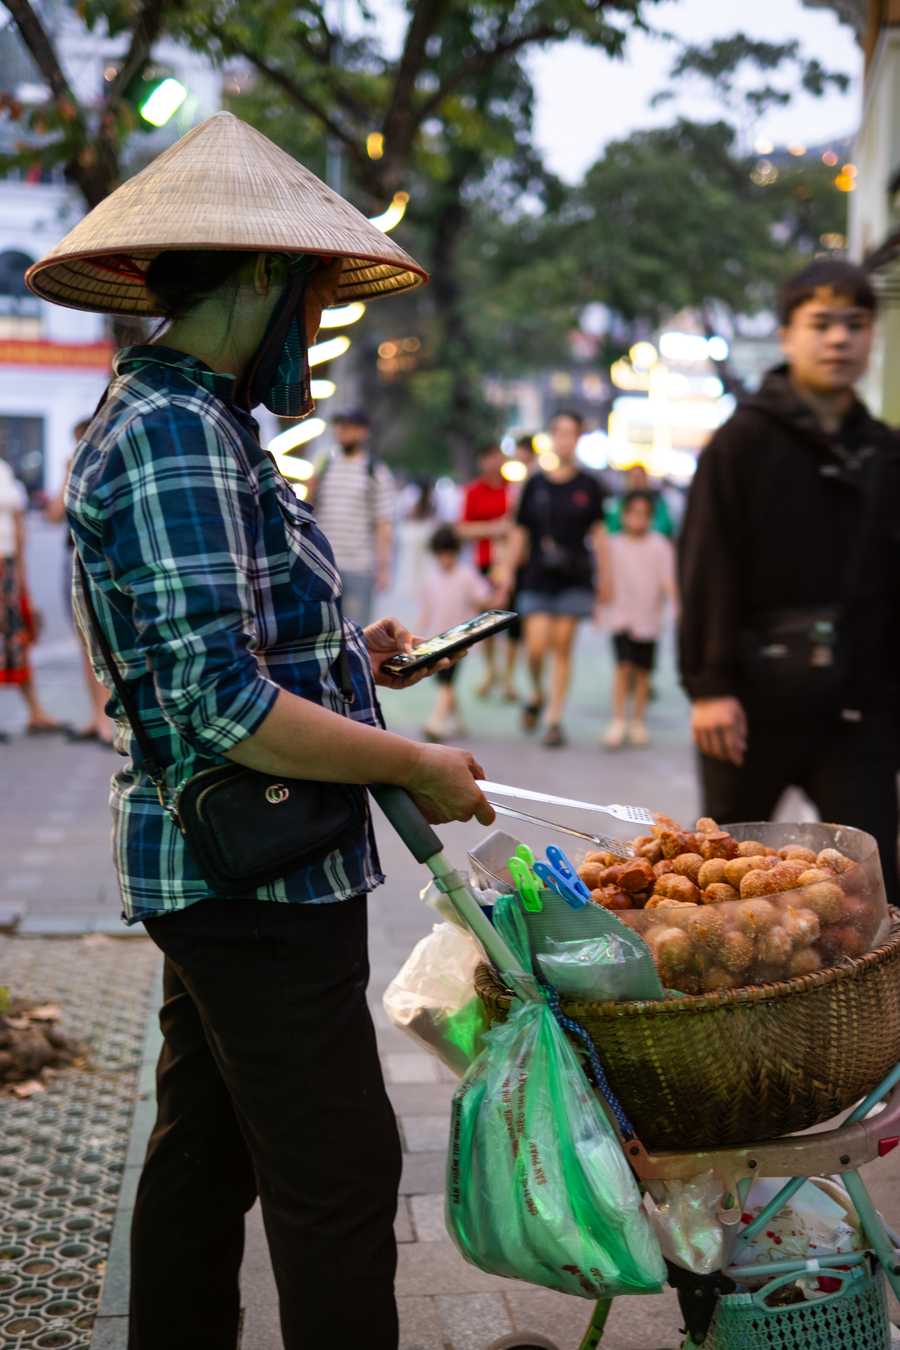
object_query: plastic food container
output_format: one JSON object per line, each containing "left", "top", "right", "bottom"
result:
{"left": 582, "top": 822, "right": 889, "bottom": 994}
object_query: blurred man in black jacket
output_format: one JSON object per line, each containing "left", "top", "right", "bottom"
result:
{"left": 679, "top": 260, "right": 900, "bottom": 901}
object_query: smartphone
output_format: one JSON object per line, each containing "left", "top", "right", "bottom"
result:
{"left": 381, "top": 610, "right": 519, "bottom": 679}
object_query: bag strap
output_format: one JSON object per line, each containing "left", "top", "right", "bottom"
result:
{"left": 75, "top": 552, "right": 174, "bottom": 814}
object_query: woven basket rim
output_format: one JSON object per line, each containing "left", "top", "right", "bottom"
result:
{"left": 477, "top": 908, "right": 900, "bottom": 1019}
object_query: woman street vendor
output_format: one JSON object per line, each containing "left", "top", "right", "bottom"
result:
{"left": 26, "top": 113, "right": 493, "bottom": 1350}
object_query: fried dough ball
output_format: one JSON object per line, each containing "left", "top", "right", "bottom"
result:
{"left": 840, "top": 894, "right": 879, "bottom": 943}
{"left": 636, "top": 838, "right": 664, "bottom": 864}
{"left": 817, "top": 848, "right": 855, "bottom": 875}
{"left": 740, "top": 864, "right": 800, "bottom": 898}
{"left": 672, "top": 971, "right": 703, "bottom": 994}
{"left": 781, "top": 906, "right": 821, "bottom": 947}
{"left": 684, "top": 906, "right": 726, "bottom": 954}
{"left": 700, "top": 831, "right": 739, "bottom": 861}
{"left": 654, "top": 874, "right": 701, "bottom": 904}
{"left": 719, "top": 929, "right": 755, "bottom": 972}
{"left": 702, "top": 965, "right": 741, "bottom": 992}
{"left": 702, "top": 883, "right": 740, "bottom": 904}
{"left": 800, "top": 881, "right": 844, "bottom": 925}
{"left": 654, "top": 858, "right": 677, "bottom": 878}
{"left": 617, "top": 859, "right": 656, "bottom": 893}
{"left": 734, "top": 898, "right": 779, "bottom": 935}
{"left": 758, "top": 926, "right": 793, "bottom": 967}
{"left": 645, "top": 894, "right": 689, "bottom": 912}
{"left": 779, "top": 846, "right": 817, "bottom": 864}
{"left": 583, "top": 850, "right": 620, "bottom": 868}
{"left": 789, "top": 947, "right": 823, "bottom": 977}
{"left": 796, "top": 867, "right": 834, "bottom": 888}
{"left": 578, "top": 863, "right": 607, "bottom": 891}
{"left": 775, "top": 861, "right": 808, "bottom": 887}
{"left": 647, "top": 929, "right": 694, "bottom": 982}
{"left": 659, "top": 829, "right": 698, "bottom": 859}
{"left": 737, "top": 839, "right": 768, "bottom": 857}
{"left": 695, "top": 817, "right": 720, "bottom": 835}
{"left": 592, "top": 886, "right": 632, "bottom": 912}
{"left": 671, "top": 853, "right": 704, "bottom": 883}
{"left": 724, "top": 855, "right": 770, "bottom": 888}
{"left": 819, "top": 924, "right": 868, "bottom": 960}
{"left": 651, "top": 814, "right": 681, "bottom": 838}
{"left": 697, "top": 858, "right": 728, "bottom": 889}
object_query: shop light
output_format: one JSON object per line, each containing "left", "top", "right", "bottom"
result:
{"left": 659, "top": 332, "right": 708, "bottom": 363}
{"left": 319, "top": 302, "right": 366, "bottom": 329}
{"left": 310, "top": 379, "right": 336, "bottom": 399}
{"left": 293, "top": 483, "right": 309, "bottom": 501}
{"left": 538, "top": 450, "right": 560, "bottom": 472}
{"left": 369, "top": 192, "right": 409, "bottom": 233}
{"left": 629, "top": 341, "right": 658, "bottom": 371}
{"left": 500, "top": 459, "right": 528, "bottom": 483}
{"left": 308, "top": 335, "right": 351, "bottom": 366}
{"left": 267, "top": 422, "right": 325, "bottom": 458}
{"left": 706, "top": 335, "right": 730, "bottom": 362}
{"left": 366, "top": 132, "right": 385, "bottom": 160}
{"left": 532, "top": 431, "right": 552, "bottom": 454}
{"left": 754, "top": 135, "right": 774, "bottom": 155}
{"left": 139, "top": 77, "right": 187, "bottom": 127}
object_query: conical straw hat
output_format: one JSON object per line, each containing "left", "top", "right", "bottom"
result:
{"left": 25, "top": 111, "right": 427, "bottom": 315}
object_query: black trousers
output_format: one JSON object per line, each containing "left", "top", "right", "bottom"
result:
{"left": 700, "top": 708, "right": 900, "bottom": 904}
{"left": 131, "top": 895, "right": 402, "bottom": 1350}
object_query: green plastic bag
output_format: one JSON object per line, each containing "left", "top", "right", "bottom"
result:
{"left": 446, "top": 986, "right": 666, "bottom": 1298}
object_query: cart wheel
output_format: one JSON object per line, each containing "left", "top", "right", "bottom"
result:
{"left": 484, "top": 1335, "right": 561, "bottom": 1350}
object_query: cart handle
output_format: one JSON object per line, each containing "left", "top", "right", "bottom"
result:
{"left": 369, "top": 785, "right": 443, "bottom": 863}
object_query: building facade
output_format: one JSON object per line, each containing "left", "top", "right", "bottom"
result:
{"left": 0, "top": 14, "right": 224, "bottom": 497}
{"left": 849, "top": 1, "right": 900, "bottom": 421}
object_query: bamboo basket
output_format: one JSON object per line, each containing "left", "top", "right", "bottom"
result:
{"left": 475, "top": 913, "right": 900, "bottom": 1150}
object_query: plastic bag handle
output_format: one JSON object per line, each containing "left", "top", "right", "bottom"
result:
{"left": 369, "top": 785, "right": 443, "bottom": 862}
{"left": 750, "top": 1262, "right": 859, "bottom": 1309}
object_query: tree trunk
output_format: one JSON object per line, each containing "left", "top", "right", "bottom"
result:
{"left": 429, "top": 190, "right": 485, "bottom": 479}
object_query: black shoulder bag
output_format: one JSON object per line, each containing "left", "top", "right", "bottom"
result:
{"left": 76, "top": 555, "right": 365, "bottom": 897}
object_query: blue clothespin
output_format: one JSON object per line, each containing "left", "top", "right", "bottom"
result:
{"left": 545, "top": 845, "right": 592, "bottom": 904}
{"left": 534, "top": 860, "right": 588, "bottom": 910}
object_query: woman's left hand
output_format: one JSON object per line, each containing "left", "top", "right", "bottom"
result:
{"left": 364, "top": 616, "right": 452, "bottom": 689}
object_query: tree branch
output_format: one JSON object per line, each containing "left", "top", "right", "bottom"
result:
{"left": 381, "top": 0, "right": 450, "bottom": 153}
{"left": 416, "top": 22, "right": 559, "bottom": 126}
{"left": 2, "top": 0, "right": 78, "bottom": 103}
{"left": 107, "top": 0, "right": 170, "bottom": 103}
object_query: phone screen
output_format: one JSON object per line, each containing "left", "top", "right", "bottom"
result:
{"left": 383, "top": 610, "right": 517, "bottom": 675}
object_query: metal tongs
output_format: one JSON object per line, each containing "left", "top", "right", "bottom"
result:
{"left": 476, "top": 781, "right": 655, "bottom": 858}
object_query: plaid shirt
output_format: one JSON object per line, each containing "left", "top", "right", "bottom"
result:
{"left": 66, "top": 346, "right": 385, "bottom": 924}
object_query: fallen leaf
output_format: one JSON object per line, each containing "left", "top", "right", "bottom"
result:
{"left": 11, "top": 1079, "right": 45, "bottom": 1098}
{"left": 26, "top": 1005, "right": 61, "bottom": 1022}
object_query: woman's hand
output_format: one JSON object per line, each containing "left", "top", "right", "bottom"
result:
{"left": 364, "top": 616, "right": 453, "bottom": 689}
{"left": 407, "top": 743, "right": 495, "bottom": 825}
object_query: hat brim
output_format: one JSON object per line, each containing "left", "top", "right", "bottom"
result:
{"left": 26, "top": 244, "right": 425, "bottom": 316}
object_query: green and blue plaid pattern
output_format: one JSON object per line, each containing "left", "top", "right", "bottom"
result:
{"left": 66, "top": 345, "right": 384, "bottom": 924}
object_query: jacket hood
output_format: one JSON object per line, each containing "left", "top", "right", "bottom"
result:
{"left": 738, "top": 363, "right": 872, "bottom": 459}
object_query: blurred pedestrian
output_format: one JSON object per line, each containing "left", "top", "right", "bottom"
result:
{"left": 606, "top": 463, "right": 674, "bottom": 537}
{"left": 0, "top": 456, "right": 65, "bottom": 738}
{"left": 501, "top": 433, "right": 539, "bottom": 700}
{"left": 45, "top": 419, "right": 115, "bottom": 745}
{"left": 395, "top": 478, "right": 436, "bottom": 600}
{"left": 679, "top": 259, "right": 900, "bottom": 901}
{"left": 419, "top": 525, "right": 492, "bottom": 742}
{"left": 602, "top": 490, "right": 677, "bottom": 749}
{"left": 501, "top": 410, "right": 608, "bottom": 747}
{"left": 457, "top": 442, "right": 514, "bottom": 698}
{"left": 309, "top": 409, "right": 396, "bottom": 625}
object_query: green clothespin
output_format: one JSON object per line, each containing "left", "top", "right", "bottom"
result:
{"left": 508, "top": 855, "right": 543, "bottom": 913}
{"left": 516, "top": 843, "right": 537, "bottom": 870}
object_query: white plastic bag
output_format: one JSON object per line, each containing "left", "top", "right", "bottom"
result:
{"left": 383, "top": 923, "right": 489, "bottom": 1076}
{"left": 644, "top": 1171, "right": 728, "bottom": 1276}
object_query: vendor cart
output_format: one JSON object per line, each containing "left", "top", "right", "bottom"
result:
{"left": 372, "top": 785, "right": 900, "bottom": 1350}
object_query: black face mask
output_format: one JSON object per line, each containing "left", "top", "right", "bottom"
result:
{"left": 235, "top": 255, "right": 319, "bottom": 417}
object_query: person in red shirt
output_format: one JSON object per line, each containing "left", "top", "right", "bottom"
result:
{"left": 457, "top": 443, "right": 514, "bottom": 698}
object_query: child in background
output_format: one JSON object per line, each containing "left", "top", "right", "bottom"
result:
{"left": 419, "top": 525, "right": 492, "bottom": 742}
{"left": 603, "top": 490, "right": 677, "bottom": 749}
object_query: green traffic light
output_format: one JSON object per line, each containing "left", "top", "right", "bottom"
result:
{"left": 139, "top": 77, "right": 187, "bottom": 127}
